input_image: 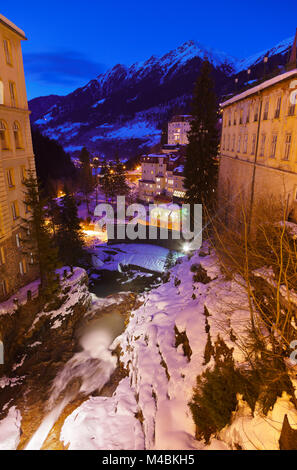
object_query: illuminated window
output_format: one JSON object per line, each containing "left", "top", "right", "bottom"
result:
{"left": 3, "top": 39, "right": 12, "bottom": 65}
{"left": 0, "top": 121, "right": 9, "bottom": 150}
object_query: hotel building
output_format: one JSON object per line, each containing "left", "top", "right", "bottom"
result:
{"left": 0, "top": 15, "right": 37, "bottom": 300}
{"left": 218, "top": 58, "right": 297, "bottom": 227}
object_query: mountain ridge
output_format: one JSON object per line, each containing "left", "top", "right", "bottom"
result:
{"left": 29, "top": 36, "right": 295, "bottom": 159}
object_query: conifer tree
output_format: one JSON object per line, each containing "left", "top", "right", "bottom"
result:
{"left": 22, "top": 171, "right": 60, "bottom": 296}
{"left": 56, "top": 189, "right": 85, "bottom": 272}
{"left": 184, "top": 60, "right": 219, "bottom": 209}
{"left": 99, "top": 162, "right": 112, "bottom": 201}
{"left": 114, "top": 159, "right": 130, "bottom": 197}
{"left": 79, "top": 147, "right": 94, "bottom": 214}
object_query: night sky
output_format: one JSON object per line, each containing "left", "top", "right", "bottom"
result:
{"left": 2, "top": 0, "right": 297, "bottom": 99}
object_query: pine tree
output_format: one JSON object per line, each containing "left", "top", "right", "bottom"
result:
{"left": 22, "top": 171, "right": 60, "bottom": 296}
{"left": 114, "top": 159, "right": 130, "bottom": 197}
{"left": 184, "top": 60, "right": 219, "bottom": 209}
{"left": 79, "top": 147, "right": 94, "bottom": 214}
{"left": 99, "top": 162, "right": 112, "bottom": 201}
{"left": 56, "top": 189, "right": 85, "bottom": 272}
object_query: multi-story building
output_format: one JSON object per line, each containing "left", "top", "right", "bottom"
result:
{"left": 167, "top": 115, "right": 193, "bottom": 146}
{"left": 138, "top": 153, "right": 186, "bottom": 203}
{"left": 0, "top": 15, "right": 37, "bottom": 300}
{"left": 218, "top": 62, "right": 297, "bottom": 227}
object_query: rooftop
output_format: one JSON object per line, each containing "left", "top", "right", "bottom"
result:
{"left": 169, "top": 115, "right": 193, "bottom": 123}
{"left": 0, "top": 14, "right": 26, "bottom": 40}
{"left": 221, "top": 68, "right": 297, "bottom": 108}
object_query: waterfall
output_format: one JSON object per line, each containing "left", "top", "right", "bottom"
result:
{"left": 25, "top": 325, "right": 118, "bottom": 450}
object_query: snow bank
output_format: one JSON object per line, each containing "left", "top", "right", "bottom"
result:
{"left": 61, "top": 378, "right": 144, "bottom": 450}
{"left": 119, "top": 249, "right": 250, "bottom": 449}
{"left": 92, "top": 243, "right": 172, "bottom": 273}
{"left": 0, "top": 407, "right": 22, "bottom": 450}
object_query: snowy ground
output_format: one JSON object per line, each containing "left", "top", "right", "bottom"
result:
{"left": 91, "top": 243, "right": 174, "bottom": 273}
{"left": 61, "top": 248, "right": 297, "bottom": 450}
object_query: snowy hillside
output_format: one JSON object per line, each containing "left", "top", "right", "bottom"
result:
{"left": 29, "top": 35, "right": 295, "bottom": 159}
{"left": 61, "top": 248, "right": 297, "bottom": 450}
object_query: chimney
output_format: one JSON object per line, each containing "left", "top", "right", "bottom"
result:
{"left": 288, "top": 28, "right": 297, "bottom": 69}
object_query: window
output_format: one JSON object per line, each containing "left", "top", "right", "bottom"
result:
{"left": 233, "top": 110, "right": 237, "bottom": 125}
{"left": 239, "top": 109, "right": 243, "bottom": 124}
{"left": 0, "top": 246, "right": 5, "bottom": 265}
{"left": 13, "top": 122, "right": 22, "bottom": 148}
{"left": 9, "top": 82, "right": 17, "bottom": 107}
{"left": 3, "top": 39, "right": 12, "bottom": 65}
{"left": 20, "top": 165, "right": 26, "bottom": 182}
{"left": 288, "top": 102, "right": 295, "bottom": 116}
{"left": 283, "top": 134, "right": 292, "bottom": 161}
{"left": 270, "top": 134, "right": 278, "bottom": 158}
{"left": 237, "top": 135, "right": 241, "bottom": 153}
{"left": 16, "top": 233, "right": 21, "bottom": 248}
{"left": 243, "top": 134, "right": 248, "bottom": 153}
{"left": 0, "top": 280, "right": 8, "bottom": 297}
{"left": 275, "top": 97, "right": 281, "bottom": 118}
{"left": 259, "top": 134, "right": 266, "bottom": 157}
{"left": 246, "top": 106, "right": 250, "bottom": 123}
{"left": 222, "top": 135, "right": 225, "bottom": 150}
{"left": 227, "top": 134, "right": 230, "bottom": 151}
{"left": 6, "top": 168, "right": 15, "bottom": 188}
{"left": 263, "top": 101, "right": 269, "bottom": 120}
{"left": 232, "top": 134, "right": 235, "bottom": 152}
{"left": 228, "top": 111, "right": 231, "bottom": 126}
{"left": 254, "top": 104, "right": 259, "bottom": 121}
{"left": 251, "top": 134, "right": 256, "bottom": 155}
{"left": 11, "top": 200, "right": 19, "bottom": 220}
{"left": 19, "top": 259, "right": 27, "bottom": 276}
{"left": 0, "top": 80, "right": 3, "bottom": 105}
{"left": 0, "top": 121, "right": 9, "bottom": 150}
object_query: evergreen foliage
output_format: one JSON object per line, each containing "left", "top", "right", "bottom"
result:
{"left": 184, "top": 60, "right": 219, "bottom": 209}
{"left": 21, "top": 171, "right": 60, "bottom": 297}
{"left": 79, "top": 147, "right": 94, "bottom": 214}
{"left": 56, "top": 189, "right": 86, "bottom": 271}
{"left": 31, "top": 128, "right": 75, "bottom": 192}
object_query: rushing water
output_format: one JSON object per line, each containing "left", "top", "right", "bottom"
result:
{"left": 25, "top": 308, "right": 125, "bottom": 450}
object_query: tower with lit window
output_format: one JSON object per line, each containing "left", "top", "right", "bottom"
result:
{"left": 0, "top": 14, "right": 37, "bottom": 300}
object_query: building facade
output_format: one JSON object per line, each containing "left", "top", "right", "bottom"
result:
{"left": 138, "top": 154, "right": 186, "bottom": 203}
{"left": 218, "top": 68, "right": 297, "bottom": 227}
{"left": 0, "top": 15, "right": 37, "bottom": 300}
{"left": 167, "top": 115, "right": 193, "bottom": 146}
